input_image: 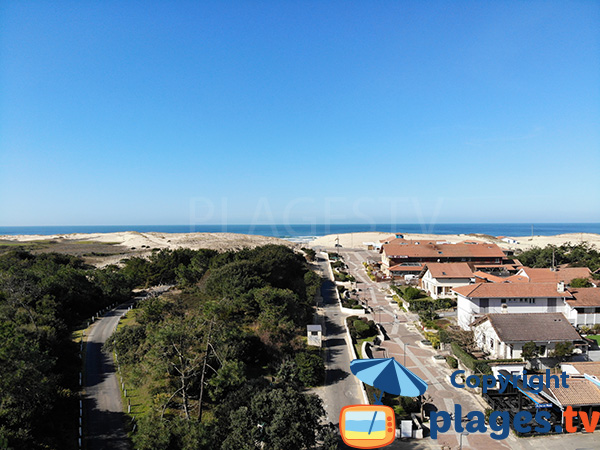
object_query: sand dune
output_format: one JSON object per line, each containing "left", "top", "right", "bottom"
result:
{"left": 0, "top": 231, "right": 297, "bottom": 267}
{"left": 309, "top": 232, "right": 600, "bottom": 251}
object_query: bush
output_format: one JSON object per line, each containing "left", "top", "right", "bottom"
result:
{"left": 354, "top": 319, "right": 376, "bottom": 339}
{"left": 295, "top": 352, "right": 325, "bottom": 387}
{"left": 424, "top": 332, "right": 440, "bottom": 349}
{"left": 403, "top": 287, "right": 422, "bottom": 301}
{"left": 399, "top": 396, "right": 419, "bottom": 414}
{"left": 409, "top": 298, "right": 453, "bottom": 312}
{"left": 301, "top": 248, "right": 316, "bottom": 261}
{"left": 331, "top": 260, "right": 345, "bottom": 269}
{"left": 570, "top": 277, "right": 592, "bottom": 288}
{"left": 451, "top": 342, "right": 491, "bottom": 374}
{"left": 446, "top": 356, "right": 458, "bottom": 369}
{"left": 347, "top": 316, "right": 377, "bottom": 340}
{"left": 439, "top": 329, "right": 451, "bottom": 344}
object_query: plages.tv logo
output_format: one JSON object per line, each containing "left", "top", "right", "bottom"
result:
{"left": 430, "top": 369, "right": 575, "bottom": 440}
{"left": 339, "top": 357, "right": 428, "bottom": 449}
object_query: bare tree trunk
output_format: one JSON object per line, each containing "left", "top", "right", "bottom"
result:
{"left": 197, "top": 320, "right": 213, "bottom": 421}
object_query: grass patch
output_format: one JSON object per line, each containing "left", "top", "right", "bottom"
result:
{"left": 75, "top": 240, "right": 120, "bottom": 245}
{"left": 113, "top": 310, "right": 153, "bottom": 418}
{"left": 587, "top": 335, "right": 600, "bottom": 345}
{"left": 354, "top": 336, "right": 376, "bottom": 359}
{"left": 0, "top": 239, "right": 54, "bottom": 250}
{"left": 117, "top": 363, "right": 153, "bottom": 418}
{"left": 117, "top": 310, "right": 137, "bottom": 330}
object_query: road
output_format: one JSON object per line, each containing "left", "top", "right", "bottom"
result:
{"left": 83, "top": 286, "right": 171, "bottom": 450}
{"left": 312, "top": 253, "right": 365, "bottom": 426}
{"left": 83, "top": 303, "right": 131, "bottom": 450}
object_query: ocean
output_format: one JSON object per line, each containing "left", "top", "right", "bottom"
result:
{"left": 1, "top": 223, "right": 599, "bottom": 240}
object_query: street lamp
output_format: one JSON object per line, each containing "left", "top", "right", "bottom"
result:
{"left": 398, "top": 335, "right": 412, "bottom": 367}
{"left": 459, "top": 431, "right": 469, "bottom": 450}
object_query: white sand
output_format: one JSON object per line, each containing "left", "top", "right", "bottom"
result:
{"left": 0, "top": 231, "right": 297, "bottom": 267}
{"left": 309, "top": 232, "right": 600, "bottom": 251}
{"left": 0, "top": 231, "right": 295, "bottom": 249}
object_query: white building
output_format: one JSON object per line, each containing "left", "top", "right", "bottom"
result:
{"left": 420, "top": 262, "right": 474, "bottom": 299}
{"left": 564, "top": 288, "right": 600, "bottom": 326}
{"left": 472, "top": 313, "right": 584, "bottom": 360}
{"left": 453, "top": 282, "right": 573, "bottom": 330}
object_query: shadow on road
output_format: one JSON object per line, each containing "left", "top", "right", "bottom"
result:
{"left": 84, "top": 397, "right": 131, "bottom": 450}
{"left": 85, "top": 342, "right": 115, "bottom": 388}
{"left": 325, "top": 368, "right": 350, "bottom": 384}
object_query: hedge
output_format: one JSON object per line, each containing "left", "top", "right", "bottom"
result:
{"left": 451, "top": 342, "right": 492, "bottom": 374}
{"left": 346, "top": 316, "right": 377, "bottom": 340}
{"left": 409, "top": 298, "right": 453, "bottom": 312}
{"left": 486, "top": 358, "right": 524, "bottom": 364}
{"left": 446, "top": 355, "right": 458, "bottom": 369}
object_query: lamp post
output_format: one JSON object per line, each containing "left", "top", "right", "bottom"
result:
{"left": 459, "top": 431, "right": 469, "bottom": 450}
{"left": 398, "top": 335, "right": 412, "bottom": 367}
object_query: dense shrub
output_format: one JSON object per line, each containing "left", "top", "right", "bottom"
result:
{"left": 451, "top": 343, "right": 491, "bottom": 374}
{"left": 346, "top": 316, "right": 377, "bottom": 340}
{"left": 446, "top": 355, "right": 458, "bottom": 369}
{"left": 438, "top": 329, "right": 451, "bottom": 344}
{"left": 570, "top": 277, "right": 592, "bottom": 288}
{"left": 410, "top": 298, "right": 453, "bottom": 312}
{"left": 295, "top": 352, "right": 325, "bottom": 387}
{"left": 424, "top": 332, "right": 440, "bottom": 349}
{"left": 403, "top": 287, "right": 422, "bottom": 301}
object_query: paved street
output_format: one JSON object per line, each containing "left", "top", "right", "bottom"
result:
{"left": 84, "top": 303, "right": 132, "bottom": 450}
{"left": 311, "top": 253, "right": 365, "bottom": 426}
{"left": 83, "top": 286, "right": 171, "bottom": 450}
{"left": 310, "top": 246, "right": 600, "bottom": 450}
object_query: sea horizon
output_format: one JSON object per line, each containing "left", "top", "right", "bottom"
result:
{"left": 1, "top": 223, "right": 600, "bottom": 239}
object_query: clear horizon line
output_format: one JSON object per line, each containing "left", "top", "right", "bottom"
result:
{"left": 2, "top": 221, "right": 600, "bottom": 227}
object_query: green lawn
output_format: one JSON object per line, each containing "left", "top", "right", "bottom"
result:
{"left": 354, "top": 336, "right": 377, "bottom": 359}
{"left": 587, "top": 335, "right": 600, "bottom": 345}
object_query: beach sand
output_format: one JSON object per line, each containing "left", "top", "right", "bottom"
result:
{"left": 2, "top": 230, "right": 598, "bottom": 267}
{"left": 0, "top": 231, "right": 296, "bottom": 267}
{"left": 308, "top": 232, "right": 600, "bottom": 251}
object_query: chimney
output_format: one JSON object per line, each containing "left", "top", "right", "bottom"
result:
{"left": 557, "top": 281, "right": 565, "bottom": 293}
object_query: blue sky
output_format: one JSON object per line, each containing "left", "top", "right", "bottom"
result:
{"left": 1, "top": 1, "right": 599, "bottom": 226}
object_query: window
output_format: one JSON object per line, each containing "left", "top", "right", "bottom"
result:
{"left": 539, "top": 345, "right": 546, "bottom": 356}
{"left": 501, "top": 299, "right": 507, "bottom": 304}
{"left": 489, "top": 338, "right": 494, "bottom": 349}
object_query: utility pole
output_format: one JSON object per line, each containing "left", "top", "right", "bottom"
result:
{"left": 530, "top": 224, "right": 534, "bottom": 241}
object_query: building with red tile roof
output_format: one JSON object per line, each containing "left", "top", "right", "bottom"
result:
{"left": 564, "top": 287, "right": 600, "bottom": 327}
{"left": 516, "top": 267, "right": 592, "bottom": 284}
{"left": 381, "top": 241, "right": 509, "bottom": 279}
{"left": 421, "top": 262, "right": 474, "bottom": 299}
